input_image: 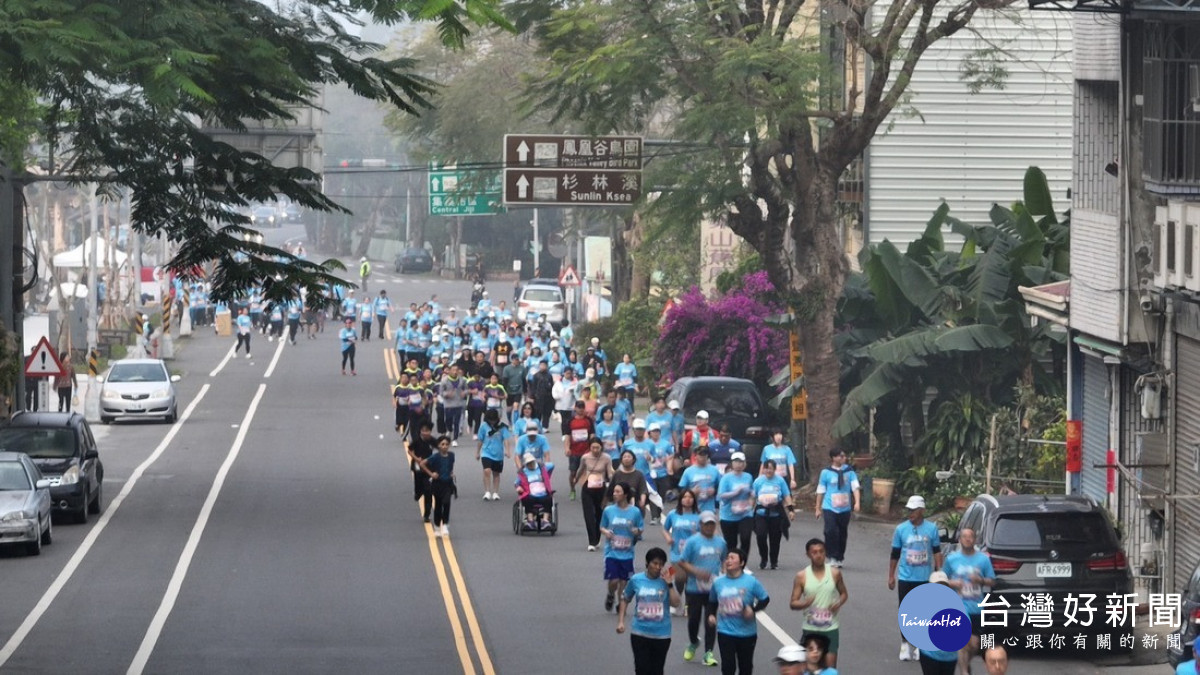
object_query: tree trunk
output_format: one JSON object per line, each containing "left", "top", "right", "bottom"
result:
{"left": 611, "top": 214, "right": 633, "bottom": 303}
{"left": 628, "top": 212, "right": 651, "bottom": 300}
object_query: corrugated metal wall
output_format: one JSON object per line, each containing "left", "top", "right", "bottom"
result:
{"left": 865, "top": 9, "right": 1073, "bottom": 246}
{"left": 1173, "top": 338, "right": 1200, "bottom": 590}
{"left": 1082, "top": 355, "right": 1110, "bottom": 503}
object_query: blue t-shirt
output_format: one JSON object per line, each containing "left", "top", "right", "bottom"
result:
{"left": 664, "top": 511, "right": 701, "bottom": 562}
{"left": 645, "top": 410, "right": 673, "bottom": 434}
{"left": 680, "top": 533, "right": 726, "bottom": 594}
{"left": 596, "top": 421, "right": 623, "bottom": 459}
{"left": 707, "top": 439, "right": 741, "bottom": 468}
{"left": 513, "top": 416, "right": 536, "bottom": 437}
{"left": 818, "top": 466, "right": 860, "bottom": 513}
{"left": 1177, "top": 661, "right": 1198, "bottom": 675}
{"left": 943, "top": 549, "right": 995, "bottom": 614}
{"left": 761, "top": 443, "right": 797, "bottom": 474}
{"left": 920, "top": 649, "right": 958, "bottom": 663}
{"left": 339, "top": 327, "right": 357, "bottom": 351}
{"left": 477, "top": 422, "right": 513, "bottom": 462}
{"left": 679, "top": 465, "right": 722, "bottom": 513}
{"left": 892, "top": 519, "right": 942, "bottom": 582}
{"left": 516, "top": 434, "right": 551, "bottom": 462}
{"left": 622, "top": 572, "right": 672, "bottom": 639}
{"left": 649, "top": 440, "right": 674, "bottom": 480}
{"left": 614, "top": 362, "right": 638, "bottom": 388}
{"left": 752, "top": 475, "right": 790, "bottom": 517}
{"left": 623, "top": 438, "right": 655, "bottom": 476}
{"left": 710, "top": 573, "right": 768, "bottom": 638}
{"left": 600, "top": 503, "right": 644, "bottom": 561}
{"left": 717, "top": 471, "right": 755, "bottom": 521}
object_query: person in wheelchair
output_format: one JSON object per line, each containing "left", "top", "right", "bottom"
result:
{"left": 516, "top": 453, "right": 555, "bottom": 531}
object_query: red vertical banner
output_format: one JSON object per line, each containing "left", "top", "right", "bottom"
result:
{"left": 1064, "top": 420, "right": 1082, "bottom": 473}
{"left": 1106, "top": 449, "right": 1116, "bottom": 494}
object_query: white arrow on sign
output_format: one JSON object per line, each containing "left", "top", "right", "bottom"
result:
{"left": 517, "top": 141, "right": 530, "bottom": 163}
{"left": 516, "top": 175, "right": 530, "bottom": 198}
{"left": 431, "top": 177, "right": 441, "bottom": 192}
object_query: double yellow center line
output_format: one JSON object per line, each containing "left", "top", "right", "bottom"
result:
{"left": 378, "top": 324, "right": 494, "bottom": 674}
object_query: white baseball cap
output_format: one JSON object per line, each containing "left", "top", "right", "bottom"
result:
{"left": 929, "top": 571, "right": 950, "bottom": 585}
{"left": 632, "top": 418, "right": 647, "bottom": 430}
{"left": 699, "top": 511, "right": 718, "bottom": 524}
{"left": 523, "top": 453, "right": 538, "bottom": 465}
{"left": 773, "top": 645, "right": 806, "bottom": 664}
{"left": 906, "top": 495, "right": 926, "bottom": 510}
{"left": 648, "top": 422, "right": 662, "bottom": 432}
{"left": 591, "top": 337, "right": 600, "bottom": 345}
{"left": 696, "top": 410, "right": 709, "bottom": 419}
{"left": 526, "top": 423, "right": 539, "bottom": 434}
{"left": 668, "top": 400, "right": 680, "bottom": 410}
{"left": 730, "top": 452, "right": 746, "bottom": 462}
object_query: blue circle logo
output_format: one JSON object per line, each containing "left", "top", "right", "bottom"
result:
{"left": 897, "top": 583, "right": 971, "bottom": 652}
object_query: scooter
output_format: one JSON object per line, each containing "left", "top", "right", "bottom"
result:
{"left": 470, "top": 280, "right": 485, "bottom": 310}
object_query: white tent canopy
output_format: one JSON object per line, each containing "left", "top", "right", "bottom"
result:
{"left": 53, "top": 234, "right": 127, "bottom": 268}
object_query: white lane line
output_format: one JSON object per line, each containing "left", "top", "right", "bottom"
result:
{"left": 757, "top": 610, "right": 798, "bottom": 647}
{"left": 208, "top": 343, "right": 237, "bottom": 377}
{"left": 0, "top": 383, "right": 213, "bottom": 669}
{"left": 127, "top": 383, "right": 268, "bottom": 675}
{"left": 262, "top": 333, "right": 287, "bottom": 379}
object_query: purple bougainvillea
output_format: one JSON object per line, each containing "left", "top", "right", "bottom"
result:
{"left": 655, "top": 271, "right": 789, "bottom": 384}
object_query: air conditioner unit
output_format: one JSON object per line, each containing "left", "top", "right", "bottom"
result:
{"left": 1188, "top": 204, "right": 1200, "bottom": 292}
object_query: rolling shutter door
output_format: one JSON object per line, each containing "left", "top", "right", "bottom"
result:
{"left": 1081, "top": 355, "right": 1110, "bottom": 503}
{"left": 1173, "top": 338, "right": 1200, "bottom": 590}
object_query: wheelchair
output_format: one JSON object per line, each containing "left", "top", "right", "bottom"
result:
{"left": 511, "top": 492, "right": 559, "bottom": 536}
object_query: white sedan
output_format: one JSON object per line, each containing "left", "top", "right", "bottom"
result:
{"left": 100, "top": 358, "right": 181, "bottom": 424}
{"left": 0, "top": 451, "right": 53, "bottom": 556}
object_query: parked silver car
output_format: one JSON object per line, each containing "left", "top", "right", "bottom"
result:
{"left": 0, "top": 451, "right": 53, "bottom": 556}
{"left": 100, "top": 359, "right": 181, "bottom": 424}
{"left": 517, "top": 281, "right": 567, "bottom": 327}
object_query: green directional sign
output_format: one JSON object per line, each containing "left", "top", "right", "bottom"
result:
{"left": 428, "top": 167, "right": 504, "bottom": 216}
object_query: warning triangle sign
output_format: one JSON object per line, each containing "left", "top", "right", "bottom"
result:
{"left": 558, "top": 265, "right": 581, "bottom": 287}
{"left": 25, "top": 336, "right": 66, "bottom": 377}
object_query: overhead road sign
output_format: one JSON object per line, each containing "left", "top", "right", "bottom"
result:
{"left": 504, "top": 134, "right": 643, "bottom": 170}
{"left": 25, "top": 336, "right": 66, "bottom": 378}
{"left": 428, "top": 164, "right": 504, "bottom": 216}
{"left": 503, "top": 169, "right": 642, "bottom": 207}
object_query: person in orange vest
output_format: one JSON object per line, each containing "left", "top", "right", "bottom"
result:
{"left": 679, "top": 410, "right": 719, "bottom": 468}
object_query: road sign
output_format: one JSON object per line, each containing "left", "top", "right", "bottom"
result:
{"left": 789, "top": 332, "right": 807, "bottom": 421}
{"left": 428, "top": 166, "right": 504, "bottom": 216}
{"left": 504, "top": 135, "right": 643, "bottom": 170}
{"left": 25, "top": 336, "right": 65, "bottom": 378}
{"left": 558, "top": 265, "right": 581, "bottom": 287}
{"left": 503, "top": 169, "right": 641, "bottom": 206}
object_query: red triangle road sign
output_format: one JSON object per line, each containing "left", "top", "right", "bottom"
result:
{"left": 558, "top": 265, "right": 581, "bottom": 287}
{"left": 25, "top": 336, "right": 66, "bottom": 377}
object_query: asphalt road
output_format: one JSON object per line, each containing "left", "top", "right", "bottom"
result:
{"left": 0, "top": 259, "right": 1170, "bottom": 674}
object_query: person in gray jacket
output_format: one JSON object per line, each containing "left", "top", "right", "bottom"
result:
{"left": 439, "top": 365, "right": 469, "bottom": 446}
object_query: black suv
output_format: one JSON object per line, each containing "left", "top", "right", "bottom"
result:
{"left": 944, "top": 494, "right": 1132, "bottom": 643}
{"left": 665, "top": 377, "right": 769, "bottom": 473}
{"left": 1168, "top": 559, "right": 1200, "bottom": 667}
{"left": 0, "top": 412, "right": 103, "bottom": 523}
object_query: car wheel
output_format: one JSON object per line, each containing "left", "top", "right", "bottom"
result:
{"left": 165, "top": 406, "right": 177, "bottom": 424}
{"left": 75, "top": 491, "right": 89, "bottom": 524}
{"left": 101, "top": 416, "right": 112, "bottom": 425}
{"left": 88, "top": 481, "right": 103, "bottom": 515}
{"left": 26, "top": 527, "right": 42, "bottom": 556}
{"left": 40, "top": 514, "right": 52, "bottom": 545}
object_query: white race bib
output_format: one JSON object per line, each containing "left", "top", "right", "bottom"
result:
{"left": 807, "top": 608, "right": 834, "bottom": 628}
{"left": 529, "top": 480, "right": 547, "bottom": 497}
{"left": 408, "top": 394, "right": 422, "bottom": 404}
{"left": 831, "top": 493, "right": 850, "bottom": 509}
{"left": 587, "top": 474, "right": 605, "bottom": 489}
{"left": 571, "top": 429, "right": 590, "bottom": 442}
{"left": 905, "top": 548, "right": 929, "bottom": 566}
{"left": 612, "top": 535, "right": 632, "bottom": 551}
{"left": 732, "top": 499, "right": 752, "bottom": 515}
{"left": 487, "top": 399, "right": 501, "bottom": 409}
{"left": 718, "top": 594, "right": 744, "bottom": 617}
{"left": 636, "top": 601, "right": 664, "bottom": 622}
{"left": 696, "top": 578, "right": 713, "bottom": 592}
{"left": 758, "top": 493, "right": 779, "bottom": 507}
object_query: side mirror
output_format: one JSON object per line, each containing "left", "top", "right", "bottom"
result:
{"left": 170, "top": 375, "right": 181, "bottom": 382}
{"left": 35, "top": 479, "right": 51, "bottom": 490}
{"left": 84, "top": 450, "right": 100, "bottom": 461}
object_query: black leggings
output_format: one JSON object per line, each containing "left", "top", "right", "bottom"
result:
{"left": 412, "top": 470, "right": 432, "bottom": 519}
{"left": 581, "top": 487, "right": 605, "bottom": 546}
{"left": 235, "top": 333, "right": 251, "bottom": 354}
{"left": 919, "top": 653, "right": 957, "bottom": 675}
{"left": 57, "top": 388, "right": 72, "bottom": 412}
{"left": 341, "top": 345, "right": 356, "bottom": 371}
{"left": 630, "top": 634, "right": 671, "bottom": 675}
{"left": 467, "top": 406, "right": 484, "bottom": 434}
{"left": 720, "top": 519, "right": 753, "bottom": 557}
{"left": 717, "top": 633, "right": 757, "bottom": 675}
{"left": 685, "top": 592, "right": 716, "bottom": 651}
{"left": 521, "top": 494, "right": 553, "bottom": 516}
{"left": 431, "top": 480, "right": 453, "bottom": 526}
{"left": 287, "top": 319, "right": 299, "bottom": 341}
{"left": 754, "top": 517, "right": 784, "bottom": 567}
{"left": 823, "top": 509, "right": 852, "bottom": 560}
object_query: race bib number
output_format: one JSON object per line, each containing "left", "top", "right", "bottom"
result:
{"left": 696, "top": 485, "right": 714, "bottom": 500}
{"left": 617, "top": 378, "right": 633, "bottom": 388}
{"left": 831, "top": 492, "right": 850, "bottom": 509}
{"left": 636, "top": 601, "right": 664, "bottom": 622}
{"left": 758, "top": 492, "right": 779, "bottom": 507}
{"left": 408, "top": 394, "right": 422, "bottom": 405}
{"left": 807, "top": 608, "right": 834, "bottom": 629}
{"left": 587, "top": 474, "right": 605, "bottom": 489}
{"left": 612, "top": 535, "right": 632, "bottom": 551}
{"left": 731, "top": 499, "right": 752, "bottom": 515}
{"left": 487, "top": 399, "right": 501, "bottom": 409}
{"left": 905, "top": 548, "right": 929, "bottom": 566}
{"left": 604, "top": 439, "right": 617, "bottom": 451}
{"left": 529, "top": 481, "right": 547, "bottom": 497}
{"left": 961, "top": 582, "right": 981, "bottom": 601}
{"left": 571, "top": 429, "right": 590, "bottom": 442}
{"left": 718, "top": 594, "right": 744, "bottom": 617}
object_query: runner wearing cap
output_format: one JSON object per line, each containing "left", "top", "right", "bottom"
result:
{"left": 790, "top": 538, "right": 847, "bottom": 669}
{"left": 515, "top": 420, "right": 552, "bottom": 470}
{"left": 679, "top": 447, "right": 722, "bottom": 514}
{"left": 623, "top": 418, "right": 656, "bottom": 480}
{"left": 677, "top": 511, "right": 726, "bottom": 666}
{"left": 717, "top": 452, "right": 755, "bottom": 555}
{"left": 617, "top": 547, "right": 680, "bottom": 675}
{"left": 601, "top": 482, "right": 645, "bottom": 612}
{"left": 667, "top": 399, "right": 685, "bottom": 448}
{"left": 681, "top": 411, "right": 718, "bottom": 466}
{"left": 888, "top": 494, "right": 942, "bottom": 662}
{"left": 707, "top": 548, "right": 769, "bottom": 674}
{"left": 772, "top": 644, "right": 807, "bottom": 675}
{"left": 516, "top": 453, "right": 554, "bottom": 530}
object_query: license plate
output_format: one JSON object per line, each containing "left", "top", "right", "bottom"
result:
{"left": 1036, "top": 562, "right": 1072, "bottom": 577}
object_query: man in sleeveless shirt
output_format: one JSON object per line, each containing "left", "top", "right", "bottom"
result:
{"left": 789, "top": 538, "right": 848, "bottom": 670}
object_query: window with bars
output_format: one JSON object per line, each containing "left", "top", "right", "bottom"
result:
{"left": 1142, "top": 23, "right": 1200, "bottom": 193}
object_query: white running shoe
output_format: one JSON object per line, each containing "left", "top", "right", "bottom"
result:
{"left": 899, "top": 643, "right": 911, "bottom": 661}
{"left": 440, "top": 525, "right": 449, "bottom": 536}
{"left": 452, "top": 440, "right": 458, "bottom": 447}
{"left": 484, "top": 492, "right": 491, "bottom": 501}
{"left": 587, "top": 545, "right": 597, "bottom": 552}
{"left": 433, "top": 526, "right": 443, "bottom": 538}
{"left": 245, "top": 354, "right": 251, "bottom": 359}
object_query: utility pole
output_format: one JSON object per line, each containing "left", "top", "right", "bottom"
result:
{"left": 84, "top": 185, "right": 100, "bottom": 421}
{"left": 532, "top": 208, "right": 540, "bottom": 273}
{"left": 0, "top": 168, "right": 19, "bottom": 414}
{"left": 405, "top": 186, "right": 411, "bottom": 247}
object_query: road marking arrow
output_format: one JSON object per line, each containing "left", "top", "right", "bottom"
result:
{"left": 517, "top": 141, "right": 530, "bottom": 164}
{"left": 516, "top": 175, "right": 529, "bottom": 198}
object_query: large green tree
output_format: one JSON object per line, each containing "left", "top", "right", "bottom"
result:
{"left": 516, "top": 0, "right": 1012, "bottom": 476}
{"left": 0, "top": 0, "right": 508, "bottom": 303}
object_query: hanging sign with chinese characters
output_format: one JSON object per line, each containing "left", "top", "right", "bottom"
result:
{"left": 700, "top": 218, "right": 739, "bottom": 296}
{"left": 502, "top": 134, "right": 643, "bottom": 207}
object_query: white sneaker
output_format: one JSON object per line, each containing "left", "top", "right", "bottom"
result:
{"left": 245, "top": 354, "right": 251, "bottom": 359}
{"left": 910, "top": 644, "right": 920, "bottom": 661}
{"left": 587, "top": 545, "right": 597, "bottom": 552}
{"left": 452, "top": 440, "right": 458, "bottom": 447}
{"left": 440, "top": 525, "right": 449, "bottom": 536}
{"left": 433, "top": 526, "right": 443, "bottom": 538}
{"left": 483, "top": 492, "right": 491, "bottom": 501}
{"left": 899, "top": 643, "right": 912, "bottom": 661}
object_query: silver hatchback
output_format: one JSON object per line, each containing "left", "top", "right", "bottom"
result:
{"left": 517, "top": 282, "right": 566, "bottom": 327}
{"left": 100, "top": 359, "right": 181, "bottom": 424}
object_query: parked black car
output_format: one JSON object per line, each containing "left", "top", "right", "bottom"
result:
{"left": 1168, "top": 559, "right": 1200, "bottom": 667}
{"left": 943, "top": 494, "right": 1133, "bottom": 647}
{"left": 665, "top": 376, "right": 769, "bottom": 473}
{"left": 394, "top": 247, "right": 433, "bottom": 273}
{"left": 0, "top": 412, "right": 103, "bottom": 524}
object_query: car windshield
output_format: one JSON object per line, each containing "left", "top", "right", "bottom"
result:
{"left": 683, "top": 386, "right": 762, "bottom": 422}
{"left": 108, "top": 363, "right": 168, "bottom": 383}
{"left": 991, "top": 512, "right": 1115, "bottom": 549}
{"left": 0, "top": 429, "right": 77, "bottom": 459}
{"left": 0, "top": 461, "right": 31, "bottom": 490}
{"left": 523, "top": 288, "right": 562, "bottom": 302}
